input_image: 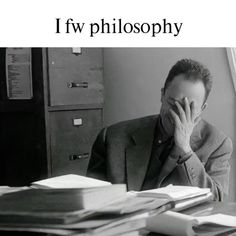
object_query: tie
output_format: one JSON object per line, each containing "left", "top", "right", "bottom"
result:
{"left": 141, "top": 137, "right": 174, "bottom": 190}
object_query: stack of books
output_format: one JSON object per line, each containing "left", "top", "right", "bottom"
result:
{"left": 0, "top": 175, "right": 171, "bottom": 235}
{"left": 0, "top": 175, "right": 216, "bottom": 236}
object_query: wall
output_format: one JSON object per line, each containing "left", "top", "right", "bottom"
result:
{"left": 103, "top": 48, "right": 236, "bottom": 201}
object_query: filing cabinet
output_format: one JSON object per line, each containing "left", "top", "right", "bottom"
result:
{"left": 49, "top": 109, "right": 102, "bottom": 176}
{"left": 0, "top": 48, "right": 103, "bottom": 185}
{"left": 47, "top": 48, "right": 104, "bottom": 106}
{"left": 43, "top": 48, "right": 104, "bottom": 177}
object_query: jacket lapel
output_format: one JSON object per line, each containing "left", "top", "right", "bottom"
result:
{"left": 125, "top": 117, "right": 203, "bottom": 190}
{"left": 157, "top": 154, "right": 178, "bottom": 187}
{"left": 125, "top": 119, "right": 157, "bottom": 191}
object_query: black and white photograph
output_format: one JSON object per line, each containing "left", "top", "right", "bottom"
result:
{"left": 1, "top": 0, "right": 236, "bottom": 235}
{"left": 0, "top": 47, "right": 236, "bottom": 236}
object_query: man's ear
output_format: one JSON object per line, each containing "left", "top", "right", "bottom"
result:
{"left": 201, "top": 102, "right": 207, "bottom": 112}
{"left": 161, "top": 88, "right": 164, "bottom": 102}
{"left": 195, "top": 103, "right": 207, "bottom": 124}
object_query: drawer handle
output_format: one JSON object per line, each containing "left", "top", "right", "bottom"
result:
{"left": 67, "top": 82, "right": 88, "bottom": 88}
{"left": 69, "top": 153, "right": 90, "bottom": 161}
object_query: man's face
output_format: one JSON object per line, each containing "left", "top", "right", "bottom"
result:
{"left": 160, "top": 74, "right": 206, "bottom": 136}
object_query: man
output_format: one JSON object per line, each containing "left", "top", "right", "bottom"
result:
{"left": 87, "top": 59, "right": 232, "bottom": 201}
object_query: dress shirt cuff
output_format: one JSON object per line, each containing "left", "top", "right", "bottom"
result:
{"left": 177, "top": 150, "right": 194, "bottom": 164}
{"left": 170, "top": 146, "right": 193, "bottom": 164}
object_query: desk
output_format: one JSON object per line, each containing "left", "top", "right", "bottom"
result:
{"left": 148, "top": 201, "right": 236, "bottom": 236}
{"left": 0, "top": 202, "right": 236, "bottom": 236}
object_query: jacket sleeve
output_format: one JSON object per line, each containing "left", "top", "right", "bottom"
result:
{"left": 181, "top": 137, "right": 232, "bottom": 201}
{"left": 86, "top": 128, "right": 108, "bottom": 181}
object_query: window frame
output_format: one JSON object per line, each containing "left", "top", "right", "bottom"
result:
{"left": 226, "top": 48, "right": 236, "bottom": 93}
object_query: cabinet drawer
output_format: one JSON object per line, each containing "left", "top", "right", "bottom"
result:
{"left": 49, "top": 109, "right": 102, "bottom": 176}
{"left": 48, "top": 48, "right": 104, "bottom": 106}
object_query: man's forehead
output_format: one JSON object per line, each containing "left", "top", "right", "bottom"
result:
{"left": 165, "top": 76, "right": 206, "bottom": 105}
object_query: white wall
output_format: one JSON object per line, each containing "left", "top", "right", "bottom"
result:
{"left": 103, "top": 48, "right": 236, "bottom": 201}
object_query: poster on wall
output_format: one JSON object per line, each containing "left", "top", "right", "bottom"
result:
{"left": 5, "top": 48, "right": 33, "bottom": 99}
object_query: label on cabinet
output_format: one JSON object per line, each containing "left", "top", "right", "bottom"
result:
{"left": 6, "top": 48, "right": 33, "bottom": 99}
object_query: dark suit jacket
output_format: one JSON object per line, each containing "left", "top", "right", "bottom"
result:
{"left": 87, "top": 115, "right": 232, "bottom": 201}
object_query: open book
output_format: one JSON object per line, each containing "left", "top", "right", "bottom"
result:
{"left": 146, "top": 210, "right": 236, "bottom": 236}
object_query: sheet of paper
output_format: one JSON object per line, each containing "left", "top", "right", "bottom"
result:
{"left": 138, "top": 185, "right": 210, "bottom": 200}
{"left": 147, "top": 210, "right": 236, "bottom": 236}
{"left": 146, "top": 210, "right": 196, "bottom": 236}
{"left": 31, "top": 174, "right": 112, "bottom": 188}
{"left": 6, "top": 48, "right": 33, "bottom": 99}
{"left": 0, "top": 186, "right": 29, "bottom": 196}
{"left": 174, "top": 192, "right": 213, "bottom": 211}
{"left": 196, "top": 213, "right": 236, "bottom": 227}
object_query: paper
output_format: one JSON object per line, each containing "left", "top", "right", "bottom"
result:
{"left": 96, "top": 195, "right": 170, "bottom": 214}
{"left": 196, "top": 214, "right": 236, "bottom": 227}
{"left": 147, "top": 211, "right": 196, "bottom": 236}
{"left": 6, "top": 48, "right": 33, "bottom": 99}
{"left": 31, "top": 174, "right": 112, "bottom": 189}
{"left": 137, "top": 185, "right": 210, "bottom": 200}
{"left": 174, "top": 192, "right": 213, "bottom": 211}
{"left": 0, "top": 186, "right": 29, "bottom": 196}
{"left": 146, "top": 210, "right": 236, "bottom": 236}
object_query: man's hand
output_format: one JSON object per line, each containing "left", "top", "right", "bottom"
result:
{"left": 169, "top": 97, "right": 201, "bottom": 155}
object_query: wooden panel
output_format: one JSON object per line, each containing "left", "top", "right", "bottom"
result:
{"left": 49, "top": 109, "right": 102, "bottom": 176}
{"left": 48, "top": 48, "right": 104, "bottom": 106}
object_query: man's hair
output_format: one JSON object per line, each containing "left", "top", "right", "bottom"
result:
{"left": 163, "top": 59, "right": 212, "bottom": 102}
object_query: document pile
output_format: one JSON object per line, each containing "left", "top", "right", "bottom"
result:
{"left": 146, "top": 210, "right": 236, "bottom": 236}
{"left": 135, "top": 184, "right": 213, "bottom": 211}
{"left": 0, "top": 175, "right": 173, "bottom": 236}
{"left": 137, "top": 185, "right": 236, "bottom": 236}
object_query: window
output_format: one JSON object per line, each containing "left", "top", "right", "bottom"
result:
{"left": 226, "top": 48, "right": 236, "bottom": 93}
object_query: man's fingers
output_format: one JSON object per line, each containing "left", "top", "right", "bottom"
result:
{"left": 194, "top": 115, "right": 201, "bottom": 124}
{"left": 175, "top": 101, "right": 186, "bottom": 123}
{"left": 184, "top": 97, "right": 191, "bottom": 121}
{"left": 190, "top": 101, "right": 197, "bottom": 121}
{"left": 169, "top": 109, "right": 181, "bottom": 126}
